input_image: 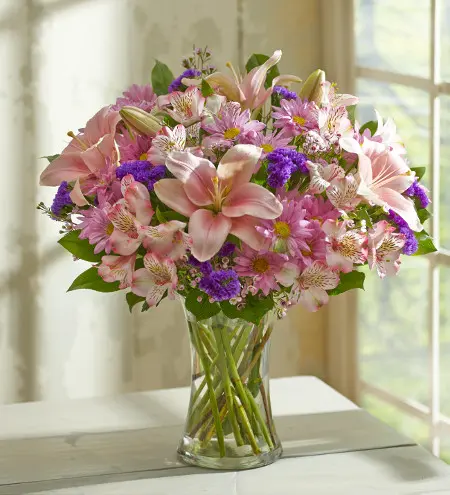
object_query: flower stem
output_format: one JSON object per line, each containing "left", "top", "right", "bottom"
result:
{"left": 233, "top": 395, "right": 261, "bottom": 455}
{"left": 245, "top": 387, "right": 274, "bottom": 449}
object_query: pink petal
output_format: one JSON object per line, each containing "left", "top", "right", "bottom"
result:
{"left": 165, "top": 151, "right": 216, "bottom": 206}
{"left": 109, "top": 230, "right": 141, "bottom": 256}
{"left": 358, "top": 154, "right": 373, "bottom": 186}
{"left": 204, "top": 72, "right": 244, "bottom": 102}
{"left": 131, "top": 268, "right": 155, "bottom": 297}
{"left": 153, "top": 179, "right": 197, "bottom": 216}
{"left": 39, "top": 153, "right": 89, "bottom": 186}
{"left": 216, "top": 145, "right": 262, "bottom": 187}
{"left": 276, "top": 262, "right": 300, "bottom": 287}
{"left": 377, "top": 188, "right": 422, "bottom": 232}
{"left": 124, "top": 181, "right": 153, "bottom": 225}
{"left": 189, "top": 209, "right": 232, "bottom": 261}
{"left": 70, "top": 178, "right": 89, "bottom": 206}
{"left": 83, "top": 107, "right": 121, "bottom": 143}
{"left": 299, "top": 287, "right": 329, "bottom": 312}
{"left": 230, "top": 216, "right": 265, "bottom": 251}
{"left": 80, "top": 145, "right": 109, "bottom": 174}
{"left": 223, "top": 182, "right": 282, "bottom": 219}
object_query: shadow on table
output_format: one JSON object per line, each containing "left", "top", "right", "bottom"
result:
{"left": 0, "top": 409, "right": 419, "bottom": 495}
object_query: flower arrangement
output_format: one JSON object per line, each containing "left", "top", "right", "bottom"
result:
{"left": 38, "top": 47, "right": 435, "bottom": 322}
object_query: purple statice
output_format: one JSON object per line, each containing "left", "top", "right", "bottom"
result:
{"left": 273, "top": 85, "right": 297, "bottom": 100}
{"left": 405, "top": 179, "right": 430, "bottom": 208}
{"left": 116, "top": 161, "right": 166, "bottom": 191}
{"left": 188, "top": 255, "right": 213, "bottom": 275}
{"left": 168, "top": 69, "right": 201, "bottom": 93}
{"left": 51, "top": 181, "right": 73, "bottom": 217}
{"left": 217, "top": 242, "right": 236, "bottom": 258}
{"left": 266, "top": 148, "right": 308, "bottom": 188}
{"left": 388, "top": 210, "right": 418, "bottom": 255}
{"left": 199, "top": 269, "right": 241, "bottom": 302}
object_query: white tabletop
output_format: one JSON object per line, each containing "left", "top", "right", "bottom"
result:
{"left": 1, "top": 377, "right": 449, "bottom": 494}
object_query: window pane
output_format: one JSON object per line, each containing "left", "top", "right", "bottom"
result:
{"left": 359, "top": 258, "right": 429, "bottom": 405}
{"left": 441, "top": 1, "right": 450, "bottom": 82}
{"left": 361, "top": 393, "right": 429, "bottom": 445}
{"left": 356, "top": 79, "right": 430, "bottom": 176}
{"left": 355, "top": 0, "right": 430, "bottom": 78}
{"left": 440, "top": 265, "right": 450, "bottom": 418}
{"left": 440, "top": 96, "right": 450, "bottom": 248}
{"left": 441, "top": 436, "right": 450, "bottom": 464}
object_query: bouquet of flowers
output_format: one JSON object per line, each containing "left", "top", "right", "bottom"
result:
{"left": 38, "top": 47, "right": 436, "bottom": 469}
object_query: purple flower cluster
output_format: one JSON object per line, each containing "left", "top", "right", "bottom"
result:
{"left": 405, "top": 179, "right": 430, "bottom": 208}
{"left": 199, "top": 269, "right": 241, "bottom": 301}
{"left": 51, "top": 181, "right": 73, "bottom": 217}
{"left": 266, "top": 148, "right": 308, "bottom": 188}
{"left": 168, "top": 69, "right": 201, "bottom": 93}
{"left": 217, "top": 242, "right": 236, "bottom": 258}
{"left": 273, "top": 85, "right": 297, "bottom": 100}
{"left": 388, "top": 210, "right": 418, "bottom": 255}
{"left": 188, "top": 255, "right": 213, "bottom": 275}
{"left": 116, "top": 161, "right": 166, "bottom": 191}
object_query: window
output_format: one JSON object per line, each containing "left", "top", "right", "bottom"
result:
{"left": 354, "top": 0, "right": 450, "bottom": 461}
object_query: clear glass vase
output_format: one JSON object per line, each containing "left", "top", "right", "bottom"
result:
{"left": 178, "top": 305, "right": 282, "bottom": 470}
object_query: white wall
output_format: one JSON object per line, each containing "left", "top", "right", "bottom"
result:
{"left": 0, "top": 0, "right": 326, "bottom": 403}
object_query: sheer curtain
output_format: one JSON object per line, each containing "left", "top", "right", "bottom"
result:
{"left": 0, "top": 0, "right": 325, "bottom": 405}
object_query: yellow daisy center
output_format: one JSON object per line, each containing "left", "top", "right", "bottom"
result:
{"left": 252, "top": 257, "right": 270, "bottom": 274}
{"left": 139, "top": 152, "right": 148, "bottom": 160}
{"left": 261, "top": 143, "right": 274, "bottom": 153}
{"left": 223, "top": 127, "right": 241, "bottom": 140}
{"left": 274, "top": 221, "right": 291, "bottom": 239}
{"left": 106, "top": 223, "right": 114, "bottom": 236}
{"left": 293, "top": 115, "right": 306, "bottom": 126}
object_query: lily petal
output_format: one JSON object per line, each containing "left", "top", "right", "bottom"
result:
{"left": 189, "top": 209, "right": 232, "bottom": 261}
{"left": 217, "top": 144, "right": 262, "bottom": 187}
{"left": 230, "top": 215, "right": 265, "bottom": 251}
{"left": 69, "top": 178, "right": 89, "bottom": 206}
{"left": 204, "top": 72, "right": 244, "bottom": 102}
{"left": 40, "top": 153, "right": 89, "bottom": 186}
{"left": 377, "top": 188, "right": 422, "bottom": 232}
{"left": 223, "top": 182, "right": 282, "bottom": 219}
{"left": 154, "top": 179, "right": 198, "bottom": 216}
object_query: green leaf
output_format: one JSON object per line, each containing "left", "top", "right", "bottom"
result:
{"left": 141, "top": 301, "right": 150, "bottom": 312}
{"left": 328, "top": 271, "right": 365, "bottom": 296}
{"left": 67, "top": 267, "right": 120, "bottom": 292}
{"left": 58, "top": 230, "right": 104, "bottom": 262}
{"left": 356, "top": 208, "right": 373, "bottom": 229}
{"left": 126, "top": 292, "right": 145, "bottom": 312}
{"left": 411, "top": 166, "right": 426, "bottom": 181}
{"left": 151, "top": 60, "right": 174, "bottom": 96}
{"left": 221, "top": 293, "right": 274, "bottom": 325}
{"left": 163, "top": 211, "right": 189, "bottom": 222}
{"left": 42, "top": 154, "right": 60, "bottom": 163}
{"left": 418, "top": 208, "right": 431, "bottom": 223}
{"left": 347, "top": 105, "right": 356, "bottom": 126}
{"left": 359, "top": 120, "right": 377, "bottom": 136}
{"left": 225, "top": 234, "right": 241, "bottom": 249}
{"left": 245, "top": 53, "right": 280, "bottom": 89}
{"left": 201, "top": 79, "right": 214, "bottom": 97}
{"left": 413, "top": 230, "right": 437, "bottom": 256}
{"left": 155, "top": 206, "right": 168, "bottom": 223}
{"left": 185, "top": 289, "right": 221, "bottom": 321}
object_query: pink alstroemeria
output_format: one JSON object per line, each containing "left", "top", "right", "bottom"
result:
{"left": 357, "top": 140, "right": 421, "bottom": 231}
{"left": 40, "top": 107, "right": 121, "bottom": 204}
{"left": 154, "top": 144, "right": 283, "bottom": 261}
{"left": 147, "top": 125, "right": 187, "bottom": 165}
{"left": 107, "top": 175, "right": 154, "bottom": 255}
{"left": 157, "top": 86, "right": 205, "bottom": 126}
{"left": 140, "top": 220, "right": 192, "bottom": 261}
{"left": 326, "top": 174, "right": 360, "bottom": 211}
{"left": 192, "top": 50, "right": 301, "bottom": 110}
{"left": 98, "top": 254, "right": 136, "bottom": 289}
{"left": 322, "top": 220, "right": 368, "bottom": 273}
{"left": 368, "top": 220, "right": 406, "bottom": 278}
{"left": 278, "top": 261, "right": 340, "bottom": 312}
{"left": 307, "top": 160, "right": 345, "bottom": 194}
{"left": 131, "top": 253, "right": 178, "bottom": 307}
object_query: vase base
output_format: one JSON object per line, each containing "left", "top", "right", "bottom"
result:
{"left": 177, "top": 439, "right": 282, "bottom": 470}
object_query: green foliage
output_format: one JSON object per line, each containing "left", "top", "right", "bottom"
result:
{"left": 328, "top": 271, "right": 366, "bottom": 296}
{"left": 42, "top": 154, "right": 60, "bottom": 163}
{"left": 155, "top": 206, "right": 168, "bottom": 223}
{"left": 126, "top": 292, "right": 145, "bottom": 312}
{"left": 359, "top": 120, "right": 377, "bottom": 136}
{"left": 418, "top": 208, "right": 431, "bottom": 224}
{"left": 252, "top": 160, "right": 268, "bottom": 186}
{"left": 151, "top": 60, "right": 174, "bottom": 96}
{"left": 58, "top": 230, "right": 104, "bottom": 263}
{"left": 220, "top": 293, "right": 274, "bottom": 325}
{"left": 185, "top": 289, "right": 221, "bottom": 320}
{"left": 201, "top": 79, "right": 214, "bottom": 97}
{"left": 67, "top": 267, "right": 120, "bottom": 292}
{"left": 411, "top": 166, "right": 426, "bottom": 181}
{"left": 347, "top": 104, "right": 356, "bottom": 126}
{"left": 245, "top": 53, "right": 280, "bottom": 89}
{"left": 412, "top": 230, "right": 437, "bottom": 256}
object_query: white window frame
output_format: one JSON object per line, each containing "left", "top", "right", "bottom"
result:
{"left": 321, "top": 0, "right": 450, "bottom": 457}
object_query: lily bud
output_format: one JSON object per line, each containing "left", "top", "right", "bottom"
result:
{"left": 299, "top": 69, "right": 326, "bottom": 104}
{"left": 119, "top": 106, "right": 162, "bottom": 136}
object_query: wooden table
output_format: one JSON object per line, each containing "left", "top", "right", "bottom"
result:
{"left": 1, "top": 377, "right": 449, "bottom": 494}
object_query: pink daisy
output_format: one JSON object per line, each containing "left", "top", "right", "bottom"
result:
{"left": 234, "top": 244, "right": 286, "bottom": 296}
{"left": 256, "top": 197, "right": 315, "bottom": 257}
{"left": 296, "top": 220, "right": 327, "bottom": 268}
{"left": 116, "top": 133, "right": 152, "bottom": 162}
{"left": 202, "top": 102, "right": 265, "bottom": 149}
{"left": 77, "top": 205, "right": 114, "bottom": 254}
{"left": 300, "top": 194, "right": 341, "bottom": 223}
{"left": 242, "top": 129, "right": 293, "bottom": 157}
{"left": 272, "top": 97, "right": 319, "bottom": 136}
{"left": 112, "top": 84, "right": 157, "bottom": 112}
{"left": 81, "top": 158, "right": 122, "bottom": 206}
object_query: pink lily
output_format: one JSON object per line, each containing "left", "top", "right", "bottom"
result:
{"left": 157, "top": 86, "right": 205, "bottom": 126}
{"left": 131, "top": 253, "right": 178, "bottom": 307}
{"left": 98, "top": 254, "right": 136, "bottom": 289}
{"left": 140, "top": 220, "right": 192, "bottom": 260}
{"left": 107, "top": 175, "right": 154, "bottom": 255}
{"left": 322, "top": 220, "right": 368, "bottom": 273}
{"left": 368, "top": 220, "right": 406, "bottom": 278}
{"left": 154, "top": 144, "right": 283, "bottom": 261}
{"left": 40, "top": 107, "right": 121, "bottom": 203}
{"left": 357, "top": 140, "right": 421, "bottom": 231}
{"left": 189, "top": 50, "right": 301, "bottom": 111}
